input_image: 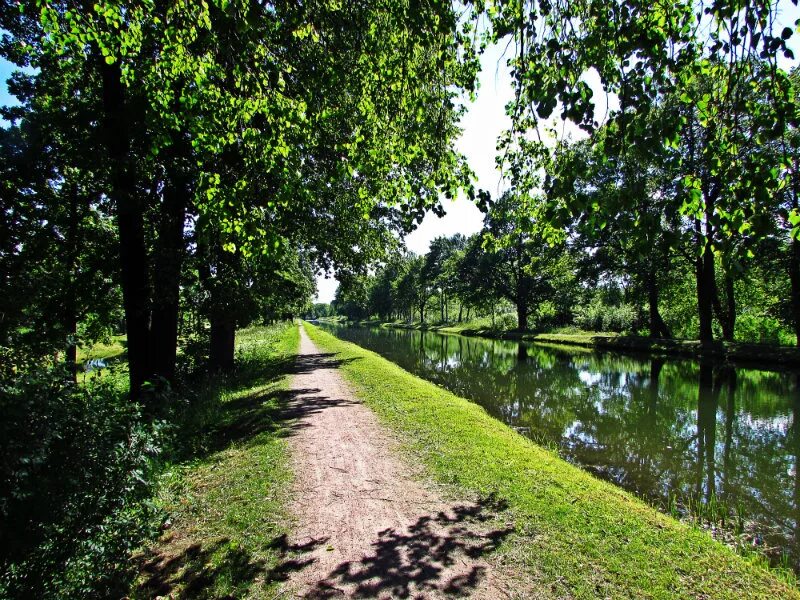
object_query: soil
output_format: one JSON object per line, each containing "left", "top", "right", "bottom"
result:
{"left": 284, "top": 328, "right": 519, "bottom": 599}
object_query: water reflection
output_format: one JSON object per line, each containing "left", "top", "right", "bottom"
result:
{"left": 319, "top": 323, "right": 800, "bottom": 569}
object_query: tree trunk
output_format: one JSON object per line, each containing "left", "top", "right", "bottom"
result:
{"left": 458, "top": 303, "right": 463, "bottom": 323}
{"left": 695, "top": 217, "right": 714, "bottom": 345}
{"left": 724, "top": 273, "right": 736, "bottom": 341}
{"left": 63, "top": 184, "right": 80, "bottom": 381}
{"left": 516, "top": 299, "right": 528, "bottom": 331}
{"left": 100, "top": 58, "right": 150, "bottom": 400}
{"left": 792, "top": 236, "right": 800, "bottom": 348}
{"left": 790, "top": 162, "right": 800, "bottom": 347}
{"left": 149, "top": 142, "right": 189, "bottom": 384}
{"left": 209, "top": 315, "right": 236, "bottom": 371}
{"left": 646, "top": 272, "right": 671, "bottom": 339}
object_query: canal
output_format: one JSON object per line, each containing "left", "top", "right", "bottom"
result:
{"left": 317, "top": 322, "right": 800, "bottom": 568}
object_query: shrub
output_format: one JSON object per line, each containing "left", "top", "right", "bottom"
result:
{"left": 574, "top": 297, "right": 637, "bottom": 333}
{"left": 495, "top": 312, "right": 518, "bottom": 331}
{"left": 0, "top": 365, "right": 164, "bottom": 598}
{"left": 735, "top": 314, "right": 796, "bottom": 345}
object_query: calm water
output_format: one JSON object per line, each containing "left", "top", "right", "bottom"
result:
{"left": 318, "top": 323, "right": 800, "bottom": 567}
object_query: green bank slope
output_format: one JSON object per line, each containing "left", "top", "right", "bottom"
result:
{"left": 304, "top": 322, "right": 797, "bottom": 599}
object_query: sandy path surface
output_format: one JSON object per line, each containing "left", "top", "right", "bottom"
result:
{"left": 283, "top": 327, "right": 516, "bottom": 599}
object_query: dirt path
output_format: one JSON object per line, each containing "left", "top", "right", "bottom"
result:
{"left": 283, "top": 327, "right": 516, "bottom": 599}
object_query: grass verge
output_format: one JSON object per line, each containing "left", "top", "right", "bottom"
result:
{"left": 304, "top": 322, "right": 799, "bottom": 599}
{"left": 132, "top": 323, "right": 300, "bottom": 599}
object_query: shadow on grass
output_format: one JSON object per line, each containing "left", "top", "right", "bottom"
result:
{"left": 190, "top": 352, "right": 362, "bottom": 458}
{"left": 305, "top": 495, "right": 514, "bottom": 599}
{"left": 135, "top": 348, "right": 359, "bottom": 597}
{"left": 135, "top": 535, "right": 329, "bottom": 598}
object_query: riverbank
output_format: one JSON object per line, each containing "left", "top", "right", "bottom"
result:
{"left": 373, "top": 321, "right": 800, "bottom": 370}
{"left": 304, "top": 322, "right": 799, "bottom": 598}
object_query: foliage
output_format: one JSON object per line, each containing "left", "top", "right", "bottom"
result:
{"left": 0, "top": 366, "right": 164, "bottom": 598}
{"left": 574, "top": 296, "right": 638, "bottom": 333}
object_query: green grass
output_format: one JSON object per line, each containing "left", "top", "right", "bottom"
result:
{"left": 76, "top": 334, "right": 127, "bottom": 363}
{"left": 303, "top": 322, "right": 799, "bottom": 599}
{"left": 133, "top": 323, "right": 300, "bottom": 599}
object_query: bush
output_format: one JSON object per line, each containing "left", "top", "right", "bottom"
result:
{"left": 735, "top": 314, "right": 796, "bottom": 345}
{"left": 0, "top": 365, "right": 164, "bottom": 598}
{"left": 494, "top": 312, "right": 518, "bottom": 331}
{"left": 574, "top": 297, "right": 637, "bottom": 333}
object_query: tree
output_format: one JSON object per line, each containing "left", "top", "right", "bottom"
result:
{"left": 5, "top": 0, "right": 479, "bottom": 398}
{"left": 484, "top": 0, "right": 796, "bottom": 345}
{"left": 460, "top": 192, "right": 577, "bottom": 331}
{"left": 423, "top": 234, "right": 467, "bottom": 323}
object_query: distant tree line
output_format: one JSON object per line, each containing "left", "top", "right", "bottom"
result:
{"left": 334, "top": 182, "right": 796, "bottom": 346}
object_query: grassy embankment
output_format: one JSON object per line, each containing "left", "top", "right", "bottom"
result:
{"left": 132, "top": 323, "right": 300, "bottom": 599}
{"left": 304, "top": 322, "right": 799, "bottom": 599}
{"left": 375, "top": 320, "right": 800, "bottom": 369}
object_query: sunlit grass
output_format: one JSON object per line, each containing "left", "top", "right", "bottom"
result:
{"left": 304, "top": 322, "right": 799, "bottom": 599}
{"left": 132, "top": 323, "right": 299, "bottom": 599}
{"left": 76, "top": 334, "right": 127, "bottom": 363}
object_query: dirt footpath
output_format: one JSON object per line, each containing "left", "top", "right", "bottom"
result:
{"left": 284, "top": 327, "right": 516, "bottom": 599}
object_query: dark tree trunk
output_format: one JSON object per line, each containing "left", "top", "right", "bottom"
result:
{"left": 149, "top": 143, "right": 189, "bottom": 384}
{"left": 516, "top": 299, "right": 528, "bottom": 331}
{"left": 63, "top": 184, "right": 80, "bottom": 381}
{"left": 723, "top": 273, "right": 736, "bottom": 341}
{"left": 209, "top": 316, "right": 236, "bottom": 371}
{"left": 646, "top": 272, "right": 671, "bottom": 339}
{"left": 458, "top": 303, "right": 463, "bottom": 323}
{"left": 695, "top": 217, "right": 715, "bottom": 346}
{"left": 100, "top": 59, "right": 150, "bottom": 400}
{"left": 792, "top": 236, "right": 800, "bottom": 348}
{"left": 709, "top": 270, "right": 734, "bottom": 342}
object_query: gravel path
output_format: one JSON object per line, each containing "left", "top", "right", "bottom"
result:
{"left": 284, "top": 327, "right": 516, "bottom": 599}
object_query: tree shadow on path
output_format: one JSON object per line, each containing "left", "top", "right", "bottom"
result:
{"left": 305, "top": 495, "right": 514, "bottom": 599}
{"left": 134, "top": 348, "right": 358, "bottom": 597}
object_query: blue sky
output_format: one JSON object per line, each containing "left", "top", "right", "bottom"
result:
{"left": 0, "top": 57, "right": 18, "bottom": 109}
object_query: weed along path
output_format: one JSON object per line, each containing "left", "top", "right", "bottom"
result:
{"left": 284, "top": 327, "right": 517, "bottom": 599}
